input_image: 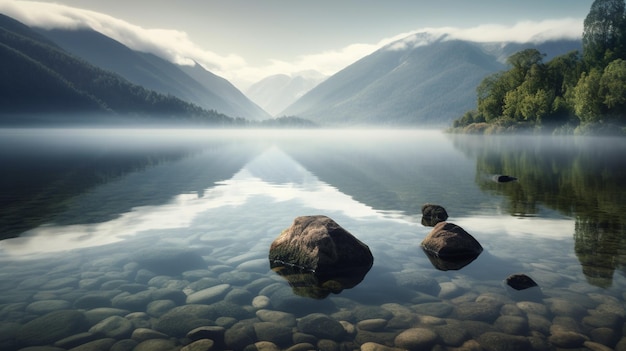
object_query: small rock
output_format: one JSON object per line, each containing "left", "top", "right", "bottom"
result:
{"left": 421, "top": 203, "right": 448, "bottom": 227}
{"left": 504, "top": 274, "right": 542, "bottom": 301}
{"left": 187, "top": 326, "right": 226, "bottom": 345}
{"left": 154, "top": 304, "right": 213, "bottom": 337}
{"left": 360, "top": 342, "right": 405, "bottom": 351}
{"left": 131, "top": 328, "right": 169, "bottom": 342}
{"left": 478, "top": 332, "right": 529, "bottom": 351}
{"left": 494, "top": 315, "right": 528, "bottom": 335}
{"left": 285, "top": 343, "right": 316, "bottom": 351}
{"left": 146, "top": 300, "right": 177, "bottom": 317}
{"left": 53, "top": 332, "right": 98, "bottom": 349}
{"left": 256, "top": 309, "right": 296, "bottom": 328}
{"left": 546, "top": 297, "right": 588, "bottom": 317}
{"left": 17, "top": 310, "right": 87, "bottom": 346}
{"left": 356, "top": 319, "right": 387, "bottom": 332}
{"left": 253, "top": 322, "right": 292, "bottom": 346}
{"left": 67, "top": 338, "right": 117, "bottom": 351}
{"left": 73, "top": 293, "right": 113, "bottom": 309}
{"left": 224, "top": 321, "right": 257, "bottom": 351}
{"left": 186, "top": 284, "right": 231, "bottom": 304}
{"left": 26, "top": 300, "right": 72, "bottom": 314}
{"left": 391, "top": 271, "right": 440, "bottom": 296}
{"left": 88, "top": 315, "right": 134, "bottom": 339}
{"left": 454, "top": 302, "right": 500, "bottom": 323}
{"left": 516, "top": 301, "right": 548, "bottom": 316}
{"left": 548, "top": 330, "right": 588, "bottom": 348}
{"left": 84, "top": 308, "right": 130, "bottom": 325}
{"left": 181, "top": 339, "right": 215, "bottom": 351}
{"left": 438, "top": 281, "right": 463, "bottom": 299}
{"left": 583, "top": 340, "right": 614, "bottom": 351}
{"left": 433, "top": 323, "right": 469, "bottom": 347}
{"left": 41, "top": 277, "right": 79, "bottom": 290}
{"left": 250, "top": 341, "right": 280, "bottom": 351}
{"left": 133, "top": 338, "right": 180, "bottom": 351}
{"left": 492, "top": 175, "right": 517, "bottom": 183}
{"left": 412, "top": 302, "right": 454, "bottom": 317}
{"left": 394, "top": 328, "right": 438, "bottom": 350}
{"left": 252, "top": 296, "right": 270, "bottom": 309}
{"left": 421, "top": 222, "right": 483, "bottom": 258}
{"left": 110, "top": 339, "right": 138, "bottom": 351}
{"left": 111, "top": 290, "right": 153, "bottom": 311}
{"left": 317, "top": 339, "right": 339, "bottom": 351}
{"left": 298, "top": 313, "right": 346, "bottom": 340}
{"left": 224, "top": 288, "right": 253, "bottom": 304}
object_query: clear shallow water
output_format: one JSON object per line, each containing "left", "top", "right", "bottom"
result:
{"left": 0, "top": 128, "right": 625, "bottom": 350}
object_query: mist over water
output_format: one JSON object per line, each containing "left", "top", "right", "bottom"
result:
{"left": 0, "top": 128, "right": 625, "bottom": 350}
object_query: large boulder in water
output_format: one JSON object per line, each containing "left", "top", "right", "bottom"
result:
{"left": 269, "top": 216, "right": 373, "bottom": 275}
{"left": 421, "top": 222, "right": 483, "bottom": 258}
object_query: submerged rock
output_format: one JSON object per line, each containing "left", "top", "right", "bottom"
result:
{"left": 421, "top": 203, "right": 448, "bottom": 227}
{"left": 421, "top": 222, "right": 483, "bottom": 258}
{"left": 16, "top": 310, "right": 87, "bottom": 346}
{"left": 492, "top": 174, "right": 518, "bottom": 183}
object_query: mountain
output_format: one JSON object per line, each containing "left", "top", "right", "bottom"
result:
{"left": 246, "top": 71, "right": 327, "bottom": 116}
{"left": 0, "top": 14, "right": 104, "bottom": 115}
{"left": 280, "top": 33, "right": 582, "bottom": 126}
{"left": 39, "top": 28, "right": 270, "bottom": 121}
{"left": 0, "top": 14, "right": 235, "bottom": 125}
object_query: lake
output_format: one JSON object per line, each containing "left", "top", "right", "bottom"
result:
{"left": 0, "top": 128, "right": 625, "bottom": 351}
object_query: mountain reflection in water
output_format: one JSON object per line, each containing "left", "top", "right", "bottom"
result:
{"left": 0, "top": 129, "right": 625, "bottom": 350}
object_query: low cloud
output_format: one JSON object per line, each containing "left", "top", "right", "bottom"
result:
{"left": 0, "top": 1, "right": 247, "bottom": 73}
{"left": 383, "top": 18, "right": 583, "bottom": 52}
{"left": 1, "top": 1, "right": 583, "bottom": 89}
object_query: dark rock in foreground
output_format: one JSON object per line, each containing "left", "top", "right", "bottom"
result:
{"left": 421, "top": 222, "right": 483, "bottom": 258}
{"left": 268, "top": 215, "right": 373, "bottom": 299}
{"left": 421, "top": 203, "right": 449, "bottom": 227}
{"left": 268, "top": 215, "right": 373, "bottom": 274}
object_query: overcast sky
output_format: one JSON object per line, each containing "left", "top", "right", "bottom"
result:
{"left": 1, "top": 0, "right": 593, "bottom": 89}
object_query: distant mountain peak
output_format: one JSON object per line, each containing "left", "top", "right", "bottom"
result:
{"left": 280, "top": 35, "right": 582, "bottom": 126}
{"left": 246, "top": 71, "right": 327, "bottom": 116}
{"left": 382, "top": 31, "right": 448, "bottom": 51}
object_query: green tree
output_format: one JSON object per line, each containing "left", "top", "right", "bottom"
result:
{"left": 506, "top": 49, "right": 546, "bottom": 82}
{"left": 573, "top": 68, "right": 604, "bottom": 122}
{"left": 582, "top": 0, "right": 626, "bottom": 67}
{"left": 599, "top": 59, "right": 626, "bottom": 116}
{"left": 476, "top": 72, "right": 508, "bottom": 121}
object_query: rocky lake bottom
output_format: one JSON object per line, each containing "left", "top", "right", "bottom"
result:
{"left": 1, "top": 129, "right": 625, "bottom": 351}
{"left": 1, "top": 198, "right": 625, "bottom": 351}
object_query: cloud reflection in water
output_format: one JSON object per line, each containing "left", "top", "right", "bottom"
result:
{"left": 0, "top": 147, "right": 408, "bottom": 258}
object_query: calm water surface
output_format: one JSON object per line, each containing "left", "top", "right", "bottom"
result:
{"left": 0, "top": 128, "right": 625, "bottom": 350}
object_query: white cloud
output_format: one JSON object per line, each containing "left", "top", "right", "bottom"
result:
{"left": 0, "top": 1, "right": 247, "bottom": 73}
{"left": 0, "top": 1, "right": 583, "bottom": 89}
{"left": 384, "top": 19, "right": 583, "bottom": 52}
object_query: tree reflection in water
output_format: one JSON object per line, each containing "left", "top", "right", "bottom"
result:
{"left": 451, "top": 134, "right": 626, "bottom": 288}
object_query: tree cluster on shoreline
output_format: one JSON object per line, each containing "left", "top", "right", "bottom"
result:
{"left": 451, "top": 0, "right": 626, "bottom": 135}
